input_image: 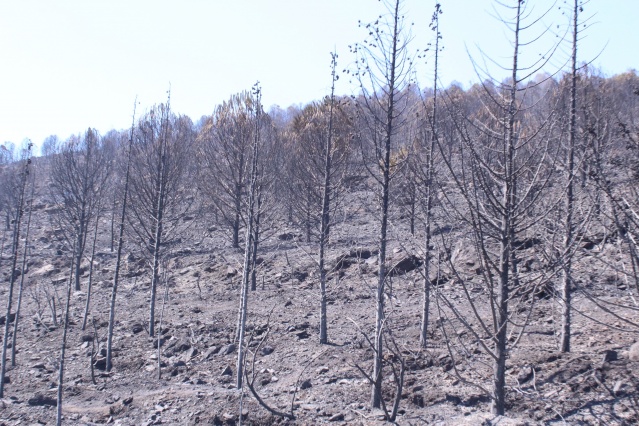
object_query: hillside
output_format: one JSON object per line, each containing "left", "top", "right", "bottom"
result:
{"left": 1, "top": 179, "right": 638, "bottom": 425}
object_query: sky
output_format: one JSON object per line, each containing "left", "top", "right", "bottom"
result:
{"left": 1, "top": 0, "right": 637, "bottom": 152}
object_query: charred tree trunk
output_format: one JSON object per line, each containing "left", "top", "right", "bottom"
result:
{"left": 492, "top": 2, "right": 521, "bottom": 415}
{"left": 236, "top": 84, "right": 261, "bottom": 389}
{"left": 420, "top": 3, "right": 441, "bottom": 348}
{"left": 233, "top": 183, "right": 241, "bottom": 249}
{"left": 56, "top": 241, "right": 76, "bottom": 426}
{"left": 110, "top": 193, "right": 117, "bottom": 252}
{"left": 148, "top": 95, "right": 171, "bottom": 338}
{"left": 319, "top": 53, "right": 338, "bottom": 345}
{"left": 250, "top": 189, "right": 262, "bottom": 292}
{"left": 371, "top": 1, "right": 401, "bottom": 408}
{"left": 106, "top": 101, "right": 136, "bottom": 372}
{"left": 82, "top": 211, "right": 101, "bottom": 331}
{"left": 74, "top": 207, "right": 86, "bottom": 291}
{"left": 11, "top": 172, "right": 35, "bottom": 366}
{"left": 0, "top": 143, "right": 32, "bottom": 398}
{"left": 561, "top": 0, "right": 579, "bottom": 353}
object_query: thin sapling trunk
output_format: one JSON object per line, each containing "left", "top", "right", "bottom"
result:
{"left": 0, "top": 142, "right": 32, "bottom": 398}
{"left": 106, "top": 100, "right": 136, "bottom": 371}
{"left": 11, "top": 171, "right": 36, "bottom": 366}
{"left": 319, "top": 52, "right": 338, "bottom": 344}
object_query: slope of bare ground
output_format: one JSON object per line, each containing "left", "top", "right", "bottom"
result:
{"left": 1, "top": 188, "right": 639, "bottom": 425}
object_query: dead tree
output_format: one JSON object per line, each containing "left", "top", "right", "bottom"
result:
{"left": 318, "top": 53, "right": 341, "bottom": 344}
{"left": 282, "top": 55, "right": 351, "bottom": 343}
{"left": 350, "top": 0, "right": 414, "bottom": 409}
{"left": 197, "top": 92, "right": 255, "bottom": 248}
{"left": 419, "top": 2, "right": 443, "bottom": 348}
{"left": 49, "top": 129, "right": 111, "bottom": 291}
{"left": 81, "top": 208, "right": 101, "bottom": 331}
{"left": 436, "top": 0, "right": 562, "bottom": 414}
{"left": 559, "top": 0, "right": 581, "bottom": 353}
{"left": 127, "top": 95, "right": 195, "bottom": 337}
{"left": 11, "top": 166, "right": 36, "bottom": 366}
{"left": 0, "top": 145, "right": 20, "bottom": 256}
{"left": 0, "top": 142, "right": 33, "bottom": 397}
{"left": 106, "top": 101, "right": 137, "bottom": 371}
{"left": 56, "top": 240, "right": 76, "bottom": 426}
{"left": 249, "top": 115, "right": 282, "bottom": 292}
{"left": 0, "top": 145, "right": 14, "bottom": 259}
{"left": 236, "top": 83, "right": 262, "bottom": 389}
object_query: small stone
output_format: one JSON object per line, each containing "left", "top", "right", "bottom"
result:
{"left": 300, "top": 379, "right": 312, "bottom": 390}
{"left": 131, "top": 323, "right": 144, "bottom": 334}
{"left": 445, "top": 394, "right": 462, "bottom": 405}
{"left": 260, "top": 346, "right": 274, "bottom": 356}
{"left": 628, "top": 342, "right": 639, "bottom": 361}
{"left": 220, "top": 344, "right": 236, "bottom": 355}
{"left": 28, "top": 394, "right": 57, "bottom": 406}
{"left": 0, "top": 313, "right": 16, "bottom": 325}
{"left": 317, "top": 366, "right": 329, "bottom": 374}
{"left": 328, "top": 413, "right": 344, "bottom": 422}
{"left": 203, "top": 346, "right": 220, "bottom": 359}
{"left": 517, "top": 365, "right": 534, "bottom": 384}
{"left": 80, "top": 334, "right": 94, "bottom": 343}
{"left": 602, "top": 349, "right": 618, "bottom": 363}
{"left": 278, "top": 232, "right": 295, "bottom": 241}
{"left": 94, "top": 357, "right": 107, "bottom": 371}
{"left": 300, "top": 403, "right": 319, "bottom": 411}
{"left": 412, "top": 394, "right": 425, "bottom": 408}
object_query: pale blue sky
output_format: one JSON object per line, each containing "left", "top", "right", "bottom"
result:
{"left": 0, "top": 0, "right": 636, "bottom": 150}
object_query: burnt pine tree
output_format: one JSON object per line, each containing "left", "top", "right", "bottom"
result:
{"left": 0, "top": 141, "right": 33, "bottom": 398}
{"left": 319, "top": 52, "right": 342, "bottom": 344}
{"left": 56, "top": 239, "right": 77, "bottom": 426}
{"left": 128, "top": 94, "right": 194, "bottom": 337}
{"left": 249, "top": 113, "right": 281, "bottom": 292}
{"left": 236, "top": 83, "right": 262, "bottom": 389}
{"left": 11, "top": 166, "right": 36, "bottom": 366}
{"left": 437, "top": 0, "right": 562, "bottom": 414}
{"left": 81, "top": 203, "right": 101, "bottom": 331}
{"left": 49, "top": 128, "right": 111, "bottom": 291}
{"left": 197, "top": 92, "right": 255, "bottom": 248}
{"left": 0, "top": 145, "right": 16, "bottom": 242}
{"left": 106, "top": 101, "right": 137, "bottom": 371}
{"left": 351, "top": 0, "right": 414, "bottom": 412}
{"left": 560, "top": 0, "right": 584, "bottom": 353}
{"left": 420, "top": 1, "right": 442, "bottom": 348}
{"left": 285, "top": 59, "right": 351, "bottom": 251}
